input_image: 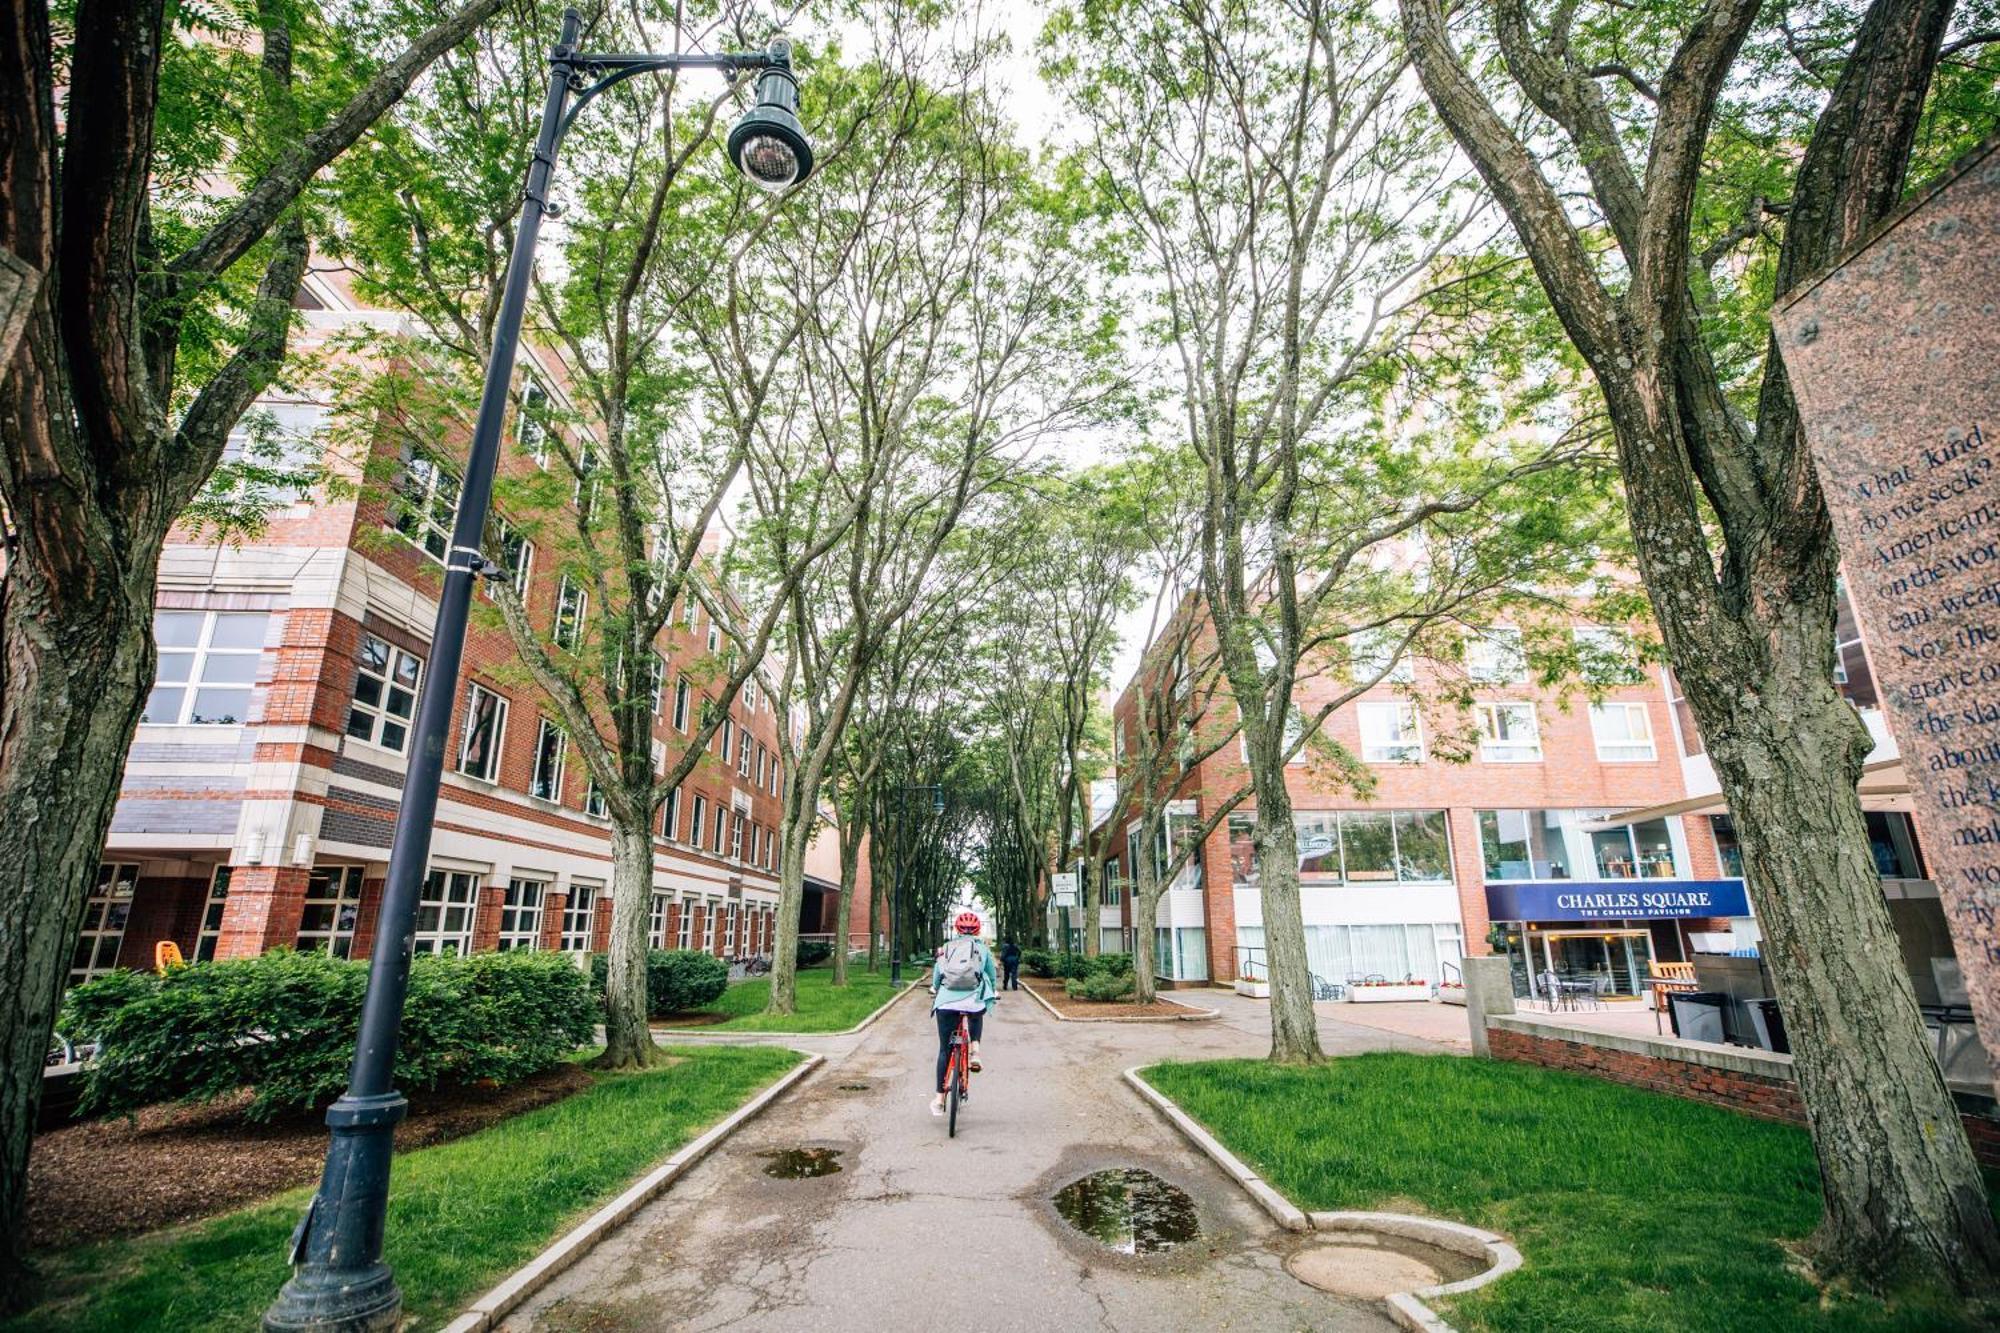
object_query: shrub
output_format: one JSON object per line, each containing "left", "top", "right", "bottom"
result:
{"left": 1066, "top": 970, "right": 1136, "bottom": 1002}
{"left": 589, "top": 949, "right": 731, "bottom": 1015}
{"left": 1054, "top": 952, "right": 1092, "bottom": 980}
{"left": 1021, "top": 948, "right": 1056, "bottom": 978}
{"left": 61, "top": 949, "right": 597, "bottom": 1121}
{"left": 796, "top": 939, "right": 833, "bottom": 968}
{"left": 1088, "top": 951, "right": 1134, "bottom": 978}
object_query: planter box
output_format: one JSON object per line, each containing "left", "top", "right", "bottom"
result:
{"left": 1435, "top": 988, "right": 1467, "bottom": 1006}
{"left": 1234, "top": 978, "right": 1271, "bottom": 999}
{"left": 1349, "top": 984, "right": 1431, "bottom": 1003}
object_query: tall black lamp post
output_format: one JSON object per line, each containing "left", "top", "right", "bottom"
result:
{"left": 263, "top": 11, "right": 812, "bottom": 1331}
{"left": 888, "top": 783, "right": 944, "bottom": 985}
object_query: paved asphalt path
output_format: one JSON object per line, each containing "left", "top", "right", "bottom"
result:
{"left": 504, "top": 987, "right": 1450, "bottom": 1333}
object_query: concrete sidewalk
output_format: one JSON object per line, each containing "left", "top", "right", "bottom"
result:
{"left": 503, "top": 985, "right": 1448, "bottom": 1331}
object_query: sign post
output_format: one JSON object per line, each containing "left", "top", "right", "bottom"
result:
{"left": 1773, "top": 135, "right": 2000, "bottom": 1061}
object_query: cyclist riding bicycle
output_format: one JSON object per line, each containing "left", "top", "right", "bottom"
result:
{"left": 930, "top": 911, "right": 996, "bottom": 1118}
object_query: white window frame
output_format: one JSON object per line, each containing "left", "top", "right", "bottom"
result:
{"left": 691, "top": 795, "right": 708, "bottom": 850}
{"left": 663, "top": 787, "right": 682, "bottom": 841}
{"left": 531, "top": 718, "right": 567, "bottom": 802}
{"left": 714, "top": 806, "right": 728, "bottom": 854}
{"left": 195, "top": 865, "right": 232, "bottom": 961}
{"left": 738, "top": 732, "right": 753, "bottom": 778}
{"left": 499, "top": 878, "right": 546, "bottom": 950}
{"left": 1349, "top": 627, "right": 1415, "bottom": 684}
{"left": 485, "top": 517, "right": 534, "bottom": 602}
{"left": 146, "top": 610, "right": 270, "bottom": 726}
{"left": 394, "top": 450, "right": 460, "bottom": 562}
{"left": 649, "top": 891, "right": 670, "bottom": 948}
{"left": 707, "top": 620, "right": 721, "bottom": 652}
{"left": 1358, "top": 701, "right": 1423, "bottom": 764}
{"left": 518, "top": 380, "right": 551, "bottom": 466}
{"left": 706, "top": 897, "right": 724, "bottom": 952}
{"left": 73, "top": 863, "right": 138, "bottom": 982}
{"left": 346, "top": 633, "right": 424, "bottom": 753}
{"left": 1574, "top": 625, "right": 1644, "bottom": 686}
{"left": 646, "top": 653, "right": 665, "bottom": 716}
{"left": 1590, "top": 701, "right": 1657, "bottom": 762}
{"left": 297, "top": 865, "right": 364, "bottom": 956}
{"left": 554, "top": 576, "right": 588, "bottom": 652}
{"left": 720, "top": 719, "right": 733, "bottom": 763}
{"left": 584, "top": 781, "right": 608, "bottom": 820}
{"left": 730, "top": 812, "right": 745, "bottom": 861}
{"left": 1478, "top": 702, "right": 1543, "bottom": 763}
{"left": 1467, "top": 627, "right": 1528, "bottom": 684}
{"left": 673, "top": 676, "right": 691, "bottom": 731}
{"left": 562, "top": 884, "right": 597, "bottom": 953}
{"left": 457, "top": 683, "right": 508, "bottom": 782}
{"left": 677, "top": 897, "right": 695, "bottom": 949}
{"left": 413, "top": 869, "right": 480, "bottom": 957}
{"left": 723, "top": 902, "right": 739, "bottom": 954}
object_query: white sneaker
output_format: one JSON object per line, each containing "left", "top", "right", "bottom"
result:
{"left": 930, "top": 1102, "right": 946, "bottom": 1117}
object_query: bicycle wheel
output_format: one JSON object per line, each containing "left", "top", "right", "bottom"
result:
{"left": 946, "top": 1074, "right": 959, "bottom": 1137}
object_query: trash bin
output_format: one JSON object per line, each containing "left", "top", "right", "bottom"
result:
{"left": 1670, "top": 991, "right": 1730, "bottom": 1044}
{"left": 1745, "top": 997, "right": 1789, "bottom": 1054}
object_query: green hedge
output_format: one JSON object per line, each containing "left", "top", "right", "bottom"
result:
{"left": 1021, "top": 947, "right": 1056, "bottom": 978}
{"left": 1022, "top": 949, "right": 1132, "bottom": 981}
{"left": 60, "top": 949, "right": 597, "bottom": 1122}
{"left": 587, "top": 949, "right": 730, "bottom": 1015}
{"left": 796, "top": 939, "right": 833, "bottom": 967}
{"left": 1066, "top": 970, "right": 1136, "bottom": 1002}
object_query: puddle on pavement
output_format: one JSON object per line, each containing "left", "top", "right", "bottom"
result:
{"left": 758, "top": 1146, "right": 843, "bottom": 1178}
{"left": 837, "top": 1082, "right": 871, "bottom": 1091}
{"left": 1051, "top": 1167, "right": 1200, "bottom": 1254}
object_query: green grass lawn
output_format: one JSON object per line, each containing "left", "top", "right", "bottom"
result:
{"left": 8, "top": 1045, "right": 801, "bottom": 1333}
{"left": 1142, "top": 1053, "right": 1992, "bottom": 1333}
{"left": 687, "top": 963, "right": 909, "bottom": 1033}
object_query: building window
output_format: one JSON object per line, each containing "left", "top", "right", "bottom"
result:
{"left": 1348, "top": 627, "right": 1415, "bottom": 684}
{"left": 730, "top": 812, "right": 745, "bottom": 861}
{"left": 1466, "top": 627, "right": 1527, "bottom": 683}
{"left": 691, "top": 795, "right": 708, "bottom": 850}
{"left": 1357, "top": 701, "right": 1423, "bottom": 763}
{"left": 1479, "top": 810, "right": 1573, "bottom": 880}
{"left": 1867, "top": 810, "right": 1926, "bottom": 879}
{"left": 195, "top": 865, "right": 232, "bottom": 961}
{"left": 584, "top": 781, "right": 608, "bottom": 820}
{"left": 146, "top": 611, "right": 269, "bottom": 725}
{"left": 499, "top": 878, "right": 546, "bottom": 950}
{"left": 707, "top": 620, "right": 721, "bottom": 653}
{"left": 707, "top": 899, "right": 723, "bottom": 952}
{"left": 1476, "top": 702, "right": 1541, "bottom": 762}
{"left": 673, "top": 677, "right": 690, "bottom": 731}
{"left": 738, "top": 733, "right": 753, "bottom": 778}
{"left": 1665, "top": 668, "right": 1705, "bottom": 759}
{"left": 677, "top": 898, "right": 695, "bottom": 949}
{"left": 1589, "top": 702, "right": 1656, "bottom": 762}
{"left": 1102, "top": 859, "right": 1122, "bottom": 906}
{"left": 574, "top": 445, "right": 600, "bottom": 521}
{"left": 684, "top": 596, "right": 699, "bottom": 631}
{"left": 394, "top": 450, "right": 460, "bottom": 561}
{"left": 649, "top": 891, "right": 670, "bottom": 948}
{"left": 485, "top": 518, "right": 533, "bottom": 601}
{"left": 413, "top": 869, "right": 480, "bottom": 956}
{"left": 1574, "top": 626, "right": 1645, "bottom": 686}
{"left": 720, "top": 718, "right": 733, "bottom": 763}
{"left": 298, "top": 865, "right": 365, "bottom": 956}
{"left": 72, "top": 864, "right": 137, "bottom": 982}
{"left": 346, "top": 633, "right": 423, "bottom": 752}
{"left": 724, "top": 903, "right": 739, "bottom": 954}
{"left": 663, "top": 787, "right": 682, "bottom": 841}
{"left": 755, "top": 744, "right": 766, "bottom": 787}
{"left": 645, "top": 653, "right": 665, "bottom": 716}
{"left": 1590, "top": 817, "right": 1679, "bottom": 879}
{"left": 714, "top": 806, "right": 728, "bottom": 854}
{"left": 1710, "top": 814, "right": 1744, "bottom": 878}
{"left": 1833, "top": 579, "right": 1879, "bottom": 711}
{"left": 458, "top": 684, "right": 508, "bottom": 781}
{"left": 518, "top": 380, "right": 551, "bottom": 466}
{"left": 531, "top": 718, "right": 566, "bottom": 802}
{"left": 562, "top": 884, "right": 597, "bottom": 952}
{"left": 554, "top": 576, "right": 588, "bottom": 651}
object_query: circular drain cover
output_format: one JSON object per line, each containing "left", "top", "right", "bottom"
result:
{"left": 1286, "top": 1242, "right": 1441, "bottom": 1298}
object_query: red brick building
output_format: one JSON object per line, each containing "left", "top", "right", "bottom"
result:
{"left": 75, "top": 267, "right": 803, "bottom": 984}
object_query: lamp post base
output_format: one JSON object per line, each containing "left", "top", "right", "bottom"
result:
{"left": 262, "top": 1262, "right": 401, "bottom": 1333}
{"left": 263, "top": 1090, "right": 408, "bottom": 1332}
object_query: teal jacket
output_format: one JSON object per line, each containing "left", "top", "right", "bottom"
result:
{"left": 931, "top": 938, "right": 998, "bottom": 1013}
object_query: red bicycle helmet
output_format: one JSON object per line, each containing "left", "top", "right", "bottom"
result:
{"left": 954, "top": 911, "right": 982, "bottom": 935}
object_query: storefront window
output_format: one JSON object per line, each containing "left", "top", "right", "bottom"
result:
{"left": 1866, "top": 810, "right": 1925, "bottom": 878}
{"left": 1340, "top": 812, "right": 1397, "bottom": 882}
{"left": 1295, "top": 812, "right": 1341, "bottom": 881}
{"left": 1393, "top": 810, "right": 1452, "bottom": 881}
{"left": 1590, "top": 817, "right": 1678, "bottom": 878}
{"left": 1228, "top": 815, "right": 1259, "bottom": 887}
{"left": 1711, "top": 814, "right": 1744, "bottom": 877}
{"left": 1480, "top": 809, "right": 1570, "bottom": 880}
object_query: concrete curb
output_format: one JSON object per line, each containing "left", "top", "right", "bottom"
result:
{"left": 439, "top": 1050, "right": 825, "bottom": 1333}
{"left": 1022, "top": 980, "right": 1221, "bottom": 1024}
{"left": 1124, "top": 1067, "right": 1522, "bottom": 1330}
{"left": 646, "top": 977, "right": 921, "bottom": 1042}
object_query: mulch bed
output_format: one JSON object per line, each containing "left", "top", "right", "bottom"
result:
{"left": 27, "top": 1062, "right": 595, "bottom": 1250}
{"left": 1021, "top": 976, "right": 1213, "bottom": 1022}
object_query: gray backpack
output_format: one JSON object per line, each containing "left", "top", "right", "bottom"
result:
{"left": 938, "top": 938, "right": 984, "bottom": 990}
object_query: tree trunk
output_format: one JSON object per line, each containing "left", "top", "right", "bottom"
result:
{"left": 769, "top": 828, "right": 809, "bottom": 1014}
{"left": 1683, "top": 612, "right": 2000, "bottom": 1287}
{"left": 1250, "top": 774, "right": 1322, "bottom": 1064}
{"left": 831, "top": 813, "right": 861, "bottom": 986}
{"left": 599, "top": 821, "right": 658, "bottom": 1069}
{"left": 0, "top": 565, "right": 156, "bottom": 1302}
{"left": 1131, "top": 871, "right": 1164, "bottom": 1005}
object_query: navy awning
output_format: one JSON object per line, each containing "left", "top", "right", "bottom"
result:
{"left": 1485, "top": 879, "right": 1750, "bottom": 922}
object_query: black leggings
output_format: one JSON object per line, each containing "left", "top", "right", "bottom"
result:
{"left": 934, "top": 1008, "right": 984, "bottom": 1092}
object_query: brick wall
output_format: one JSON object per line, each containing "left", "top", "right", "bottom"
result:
{"left": 1488, "top": 1019, "right": 2000, "bottom": 1168}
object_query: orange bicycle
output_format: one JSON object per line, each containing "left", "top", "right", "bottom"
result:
{"left": 942, "top": 1012, "right": 973, "bottom": 1137}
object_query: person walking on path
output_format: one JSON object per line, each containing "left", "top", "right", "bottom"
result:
{"left": 929, "top": 912, "right": 997, "bottom": 1116}
{"left": 999, "top": 938, "right": 1022, "bottom": 991}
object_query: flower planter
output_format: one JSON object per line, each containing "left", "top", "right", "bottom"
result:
{"left": 1234, "top": 977, "right": 1271, "bottom": 999}
{"left": 1435, "top": 987, "right": 1467, "bottom": 1006}
{"left": 1348, "top": 984, "right": 1431, "bottom": 1003}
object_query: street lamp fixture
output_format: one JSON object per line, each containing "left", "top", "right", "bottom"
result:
{"left": 263, "top": 10, "right": 812, "bottom": 1332}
